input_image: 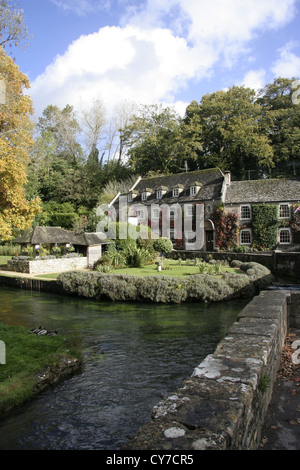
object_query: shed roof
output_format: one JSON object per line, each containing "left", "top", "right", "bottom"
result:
{"left": 14, "top": 227, "right": 108, "bottom": 246}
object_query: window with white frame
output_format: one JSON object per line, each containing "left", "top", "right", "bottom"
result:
{"left": 156, "top": 190, "right": 162, "bottom": 199}
{"left": 173, "top": 188, "right": 179, "bottom": 197}
{"left": 190, "top": 186, "right": 198, "bottom": 196}
{"left": 185, "top": 204, "right": 193, "bottom": 217}
{"left": 141, "top": 192, "right": 148, "bottom": 201}
{"left": 279, "top": 228, "right": 291, "bottom": 244}
{"left": 128, "top": 193, "right": 133, "bottom": 202}
{"left": 279, "top": 204, "right": 290, "bottom": 219}
{"left": 136, "top": 209, "right": 144, "bottom": 219}
{"left": 240, "top": 229, "right": 252, "bottom": 245}
{"left": 240, "top": 205, "right": 251, "bottom": 220}
{"left": 152, "top": 207, "right": 160, "bottom": 219}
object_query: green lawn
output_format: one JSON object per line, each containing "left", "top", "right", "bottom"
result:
{"left": 0, "top": 322, "right": 82, "bottom": 413}
{"left": 110, "top": 259, "right": 239, "bottom": 277}
{"left": 35, "top": 259, "right": 239, "bottom": 278}
{"left": 0, "top": 255, "right": 239, "bottom": 279}
{"left": 0, "top": 256, "right": 12, "bottom": 268}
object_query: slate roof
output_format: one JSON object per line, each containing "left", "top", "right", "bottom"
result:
{"left": 120, "top": 168, "right": 224, "bottom": 205}
{"left": 225, "top": 178, "right": 300, "bottom": 204}
{"left": 14, "top": 227, "right": 108, "bottom": 246}
{"left": 73, "top": 232, "right": 110, "bottom": 245}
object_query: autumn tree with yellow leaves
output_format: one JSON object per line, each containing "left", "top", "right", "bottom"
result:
{"left": 0, "top": 46, "right": 41, "bottom": 240}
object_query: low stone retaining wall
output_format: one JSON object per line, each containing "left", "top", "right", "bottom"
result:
{"left": 7, "top": 256, "right": 87, "bottom": 274}
{"left": 124, "top": 289, "right": 291, "bottom": 450}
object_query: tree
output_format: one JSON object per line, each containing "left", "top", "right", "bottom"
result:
{"left": 121, "top": 104, "right": 183, "bottom": 175}
{"left": 0, "top": 47, "right": 40, "bottom": 240}
{"left": 79, "top": 99, "right": 106, "bottom": 154}
{"left": 184, "top": 86, "right": 274, "bottom": 179}
{"left": 37, "top": 104, "right": 84, "bottom": 166}
{"left": 0, "top": 0, "right": 31, "bottom": 52}
{"left": 257, "top": 77, "right": 300, "bottom": 177}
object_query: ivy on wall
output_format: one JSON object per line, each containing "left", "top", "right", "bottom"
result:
{"left": 251, "top": 205, "right": 279, "bottom": 250}
{"left": 211, "top": 205, "right": 239, "bottom": 250}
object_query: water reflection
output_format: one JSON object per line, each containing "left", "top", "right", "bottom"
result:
{"left": 0, "top": 286, "right": 247, "bottom": 450}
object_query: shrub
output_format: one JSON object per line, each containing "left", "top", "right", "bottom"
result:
{"left": 153, "top": 237, "right": 173, "bottom": 255}
{"left": 57, "top": 261, "right": 273, "bottom": 304}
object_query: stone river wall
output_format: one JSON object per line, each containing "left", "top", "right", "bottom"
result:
{"left": 124, "top": 289, "right": 293, "bottom": 450}
{"left": 0, "top": 269, "right": 298, "bottom": 450}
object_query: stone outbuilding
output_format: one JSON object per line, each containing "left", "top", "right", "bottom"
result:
{"left": 12, "top": 226, "right": 110, "bottom": 272}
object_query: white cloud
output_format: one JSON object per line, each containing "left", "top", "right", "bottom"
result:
{"left": 31, "top": 25, "right": 202, "bottom": 116}
{"left": 240, "top": 69, "right": 267, "bottom": 91}
{"left": 31, "top": 0, "right": 298, "bottom": 116}
{"left": 272, "top": 42, "right": 300, "bottom": 78}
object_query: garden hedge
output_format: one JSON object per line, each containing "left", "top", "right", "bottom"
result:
{"left": 57, "top": 261, "right": 273, "bottom": 304}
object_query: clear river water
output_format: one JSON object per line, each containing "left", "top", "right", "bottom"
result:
{"left": 0, "top": 285, "right": 247, "bottom": 450}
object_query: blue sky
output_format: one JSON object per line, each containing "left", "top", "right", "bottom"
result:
{"left": 12, "top": 0, "right": 300, "bottom": 118}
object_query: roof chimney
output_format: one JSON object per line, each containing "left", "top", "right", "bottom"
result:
{"left": 224, "top": 171, "right": 231, "bottom": 186}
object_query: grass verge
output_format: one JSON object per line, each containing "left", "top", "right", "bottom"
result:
{"left": 0, "top": 322, "right": 82, "bottom": 416}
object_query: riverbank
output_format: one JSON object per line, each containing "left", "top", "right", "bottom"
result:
{"left": 0, "top": 322, "right": 82, "bottom": 419}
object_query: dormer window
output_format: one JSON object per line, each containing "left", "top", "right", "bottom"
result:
{"left": 128, "top": 190, "right": 138, "bottom": 202}
{"left": 173, "top": 184, "right": 184, "bottom": 198}
{"left": 190, "top": 182, "right": 202, "bottom": 196}
{"left": 141, "top": 188, "right": 152, "bottom": 201}
{"left": 156, "top": 186, "right": 168, "bottom": 199}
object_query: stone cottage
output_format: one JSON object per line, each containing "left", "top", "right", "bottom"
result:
{"left": 109, "top": 168, "right": 300, "bottom": 252}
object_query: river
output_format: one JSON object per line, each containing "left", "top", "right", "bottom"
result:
{"left": 0, "top": 285, "right": 247, "bottom": 450}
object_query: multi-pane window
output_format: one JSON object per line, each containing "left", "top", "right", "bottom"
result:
{"left": 141, "top": 192, "right": 148, "bottom": 201}
{"left": 185, "top": 204, "right": 193, "bottom": 217}
{"left": 279, "top": 204, "right": 290, "bottom": 219}
{"left": 152, "top": 207, "right": 160, "bottom": 219}
{"left": 173, "top": 188, "right": 179, "bottom": 197}
{"left": 190, "top": 186, "right": 197, "bottom": 196}
{"left": 240, "top": 205, "right": 251, "bottom": 220}
{"left": 156, "top": 190, "right": 162, "bottom": 199}
{"left": 279, "top": 228, "right": 291, "bottom": 244}
{"left": 128, "top": 193, "right": 133, "bottom": 202}
{"left": 240, "top": 229, "right": 252, "bottom": 245}
{"left": 136, "top": 210, "right": 144, "bottom": 219}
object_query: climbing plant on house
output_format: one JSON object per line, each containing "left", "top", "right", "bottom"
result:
{"left": 211, "top": 205, "right": 239, "bottom": 250}
{"left": 251, "top": 205, "right": 279, "bottom": 250}
{"left": 290, "top": 205, "right": 300, "bottom": 244}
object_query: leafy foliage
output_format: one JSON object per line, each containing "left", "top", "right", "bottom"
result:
{"left": 211, "top": 206, "right": 239, "bottom": 250}
{"left": 251, "top": 205, "right": 279, "bottom": 250}
{"left": 153, "top": 237, "right": 173, "bottom": 254}
{"left": 0, "top": 47, "right": 41, "bottom": 240}
{"left": 57, "top": 262, "right": 273, "bottom": 304}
